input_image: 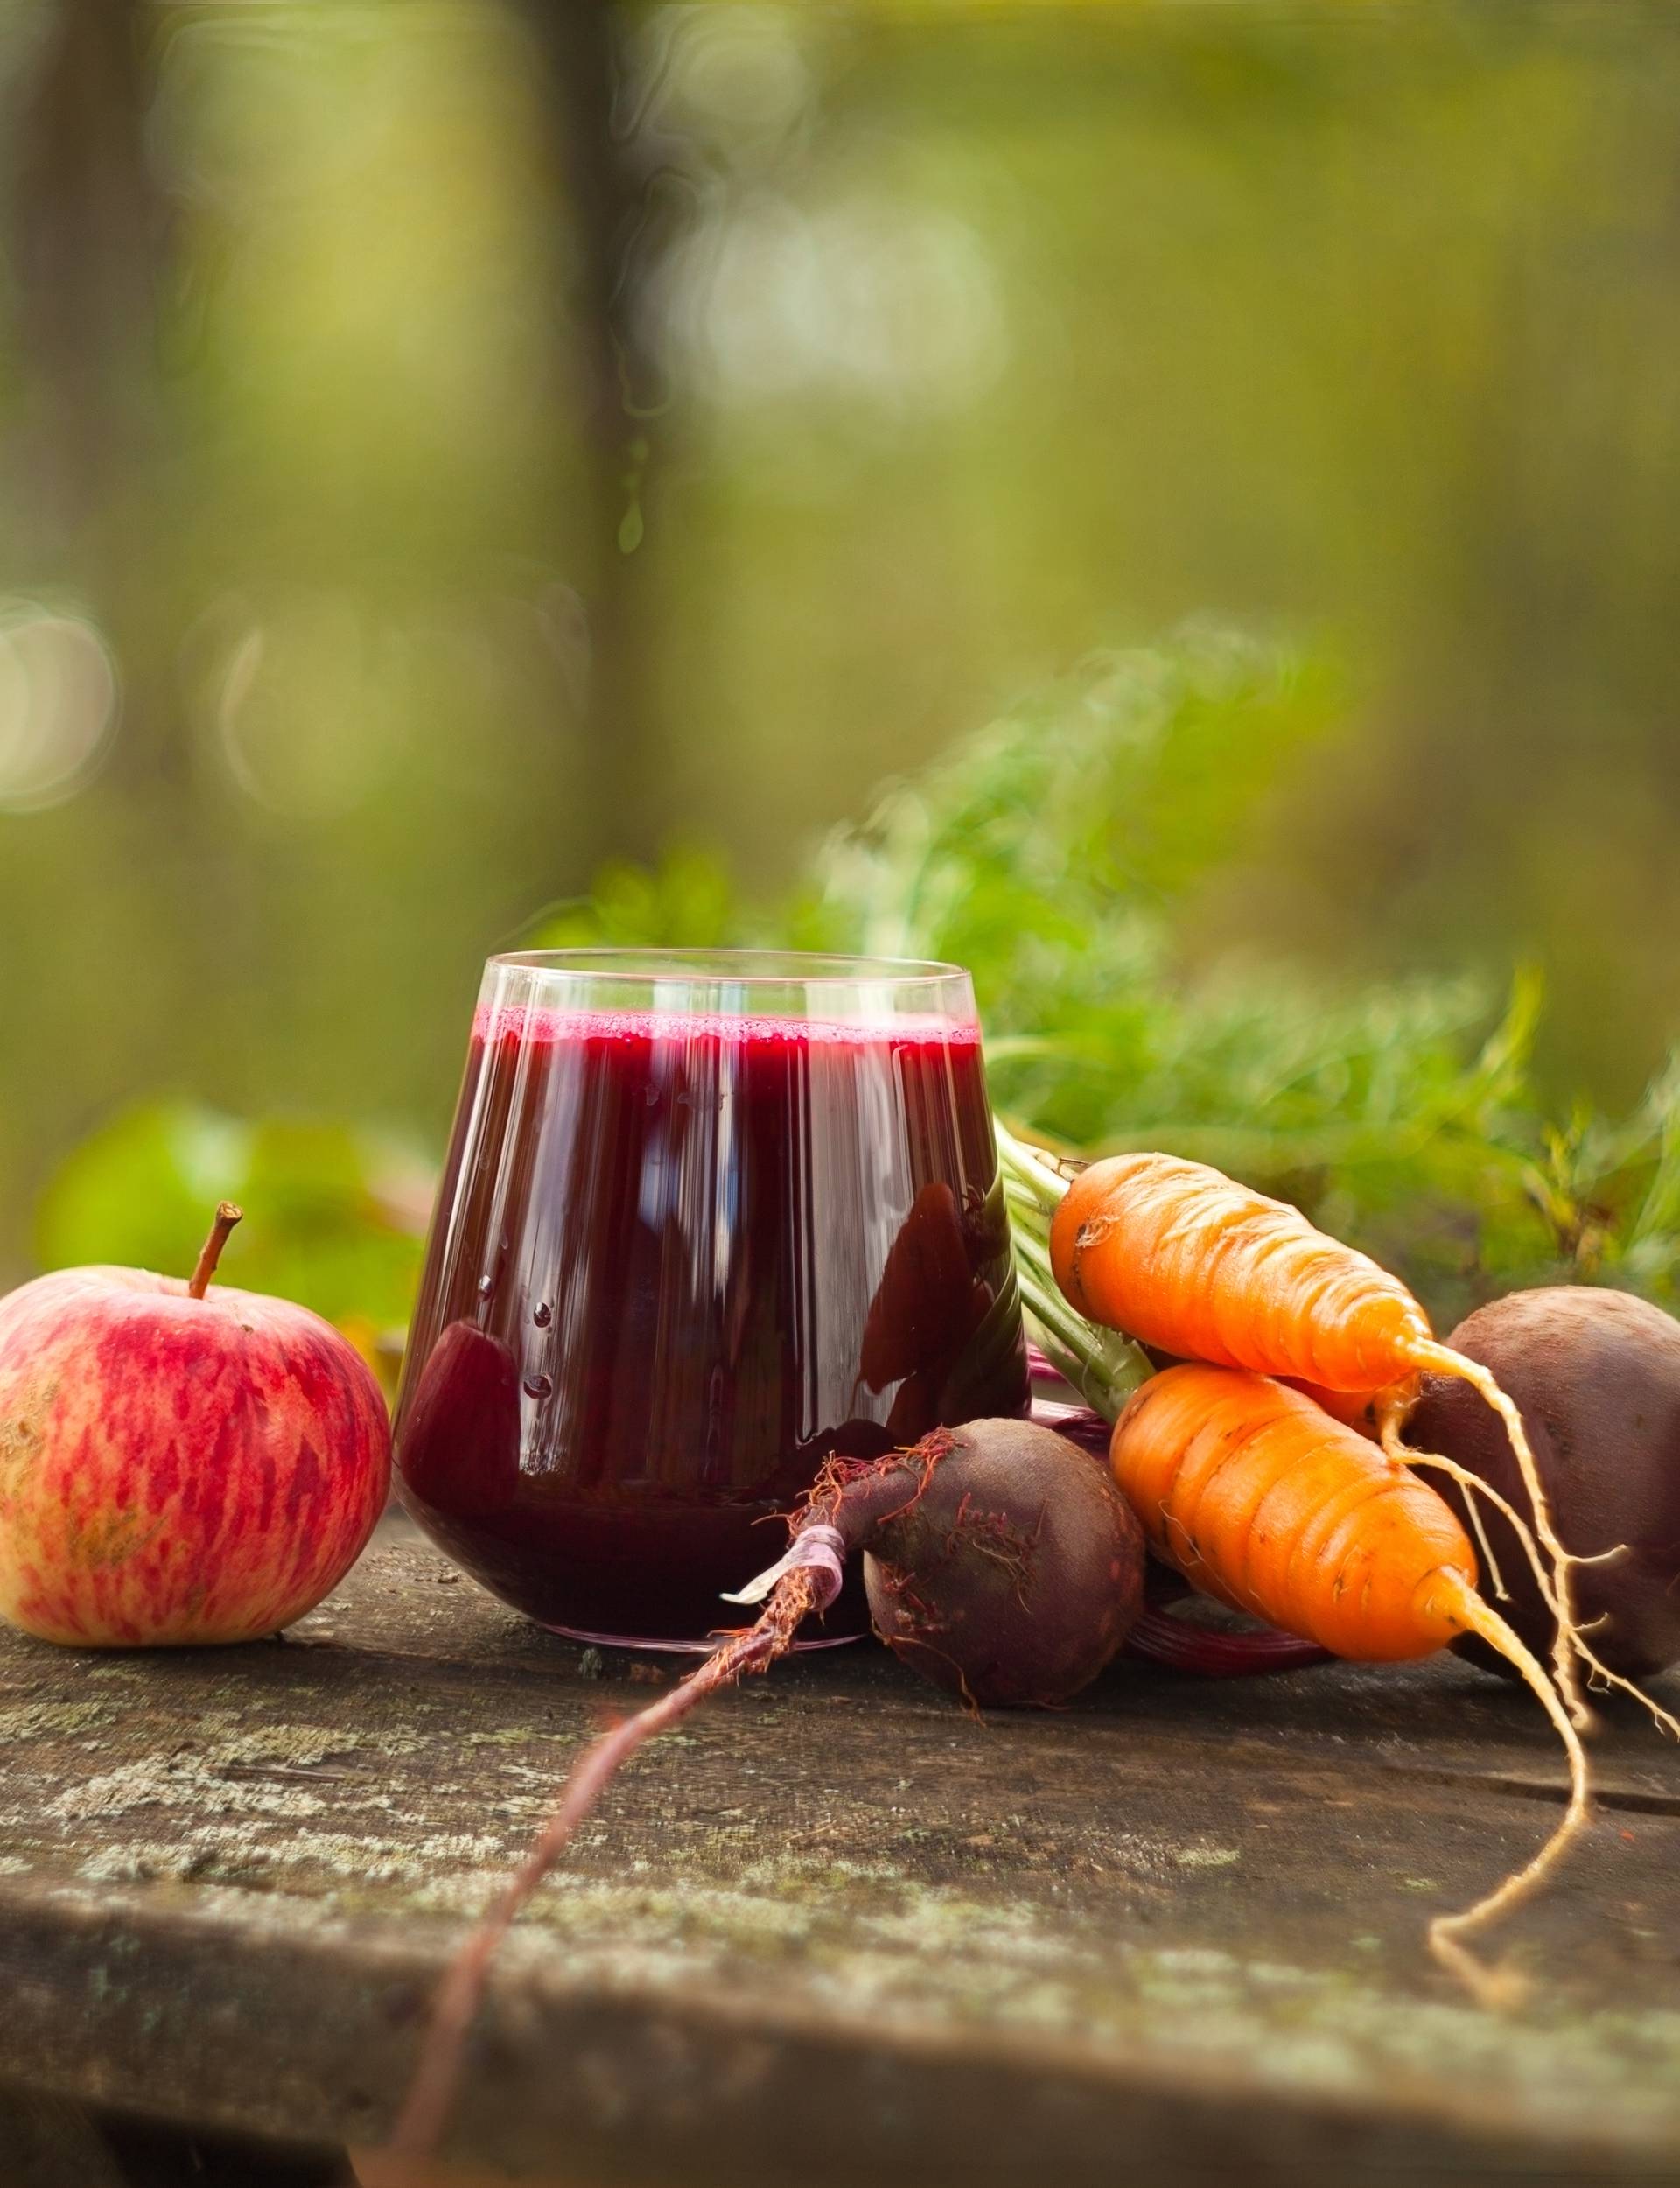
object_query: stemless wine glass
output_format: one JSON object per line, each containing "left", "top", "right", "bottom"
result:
{"left": 393, "top": 949, "right": 1029, "bottom": 1647}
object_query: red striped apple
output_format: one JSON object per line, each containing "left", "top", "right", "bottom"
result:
{"left": 0, "top": 1204, "right": 389, "bottom": 1646}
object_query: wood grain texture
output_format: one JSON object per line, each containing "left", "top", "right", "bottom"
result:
{"left": 2, "top": 1518, "right": 1679, "bottom": 2184}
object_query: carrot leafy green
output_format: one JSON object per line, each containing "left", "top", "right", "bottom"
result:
{"left": 536, "top": 630, "right": 1680, "bottom": 1324}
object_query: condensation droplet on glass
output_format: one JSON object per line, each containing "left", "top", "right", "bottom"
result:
{"left": 523, "top": 1373, "right": 552, "bottom": 1401}
{"left": 532, "top": 1301, "right": 552, "bottom": 1329}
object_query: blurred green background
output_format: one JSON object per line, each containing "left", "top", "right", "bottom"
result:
{"left": 4, "top": 1, "right": 1679, "bottom": 1333}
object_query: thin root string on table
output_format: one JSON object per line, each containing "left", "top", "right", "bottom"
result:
{"left": 1427, "top": 1583, "right": 1592, "bottom": 2010}
{"left": 388, "top": 1567, "right": 821, "bottom": 2173}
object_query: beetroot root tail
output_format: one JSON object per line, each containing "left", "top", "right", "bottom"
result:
{"left": 387, "top": 1568, "right": 820, "bottom": 2171}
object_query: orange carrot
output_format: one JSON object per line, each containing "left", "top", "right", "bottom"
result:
{"left": 1112, "top": 1365, "right": 1589, "bottom": 2002}
{"left": 1039, "top": 1147, "right": 1609, "bottom": 1723}
{"left": 1052, "top": 1152, "right": 1457, "bottom": 1394}
{"left": 1279, "top": 1376, "right": 1383, "bottom": 1438}
{"left": 1282, "top": 1377, "right": 1535, "bottom": 1610}
{"left": 1251, "top": 1392, "right": 1543, "bottom": 1625}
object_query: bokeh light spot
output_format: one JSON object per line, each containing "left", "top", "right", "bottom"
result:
{"left": 659, "top": 4, "right": 813, "bottom": 152}
{"left": 196, "top": 589, "right": 411, "bottom": 823}
{"left": 0, "top": 602, "right": 120, "bottom": 814}
{"left": 656, "top": 187, "right": 1006, "bottom": 417}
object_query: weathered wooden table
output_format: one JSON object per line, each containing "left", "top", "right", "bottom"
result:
{"left": 4, "top": 1516, "right": 1680, "bottom": 2187}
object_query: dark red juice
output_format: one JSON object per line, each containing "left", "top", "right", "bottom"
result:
{"left": 395, "top": 1006, "right": 1028, "bottom": 1644}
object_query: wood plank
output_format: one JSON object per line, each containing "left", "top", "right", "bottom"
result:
{"left": 2, "top": 1521, "right": 1679, "bottom": 2183}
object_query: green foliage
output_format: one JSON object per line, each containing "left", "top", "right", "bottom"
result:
{"left": 508, "top": 630, "right": 1680, "bottom": 1329}
{"left": 785, "top": 635, "right": 1680, "bottom": 1324}
{"left": 36, "top": 1103, "right": 430, "bottom": 1343}
{"left": 1511, "top": 1056, "right": 1680, "bottom": 1305}
{"left": 791, "top": 628, "right": 1342, "bottom": 964}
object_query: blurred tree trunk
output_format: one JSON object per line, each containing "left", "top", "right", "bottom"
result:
{"left": 5, "top": 0, "right": 249, "bottom": 1104}
{"left": 9, "top": 0, "right": 165, "bottom": 552}
{"left": 522, "top": 0, "right": 666, "bottom": 868}
{"left": 7, "top": 0, "right": 186, "bottom": 801}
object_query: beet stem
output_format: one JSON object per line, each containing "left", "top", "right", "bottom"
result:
{"left": 1124, "top": 1607, "right": 1328, "bottom": 1677}
{"left": 388, "top": 1567, "right": 820, "bottom": 2171}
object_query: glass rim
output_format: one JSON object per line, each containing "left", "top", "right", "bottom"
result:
{"left": 486, "top": 946, "right": 971, "bottom": 989}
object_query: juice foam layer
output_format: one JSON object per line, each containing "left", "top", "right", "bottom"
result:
{"left": 472, "top": 1003, "right": 981, "bottom": 1048}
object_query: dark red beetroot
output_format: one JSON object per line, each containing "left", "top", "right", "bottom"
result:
{"left": 859, "top": 1420, "right": 1143, "bottom": 1705}
{"left": 1409, "top": 1287, "right": 1680, "bottom": 1683}
{"left": 391, "top": 1419, "right": 1143, "bottom": 2165}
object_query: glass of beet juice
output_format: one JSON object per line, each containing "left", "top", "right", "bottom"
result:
{"left": 394, "top": 950, "right": 1030, "bottom": 1648}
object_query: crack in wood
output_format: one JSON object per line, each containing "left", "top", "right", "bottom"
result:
{"left": 1377, "top": 1758, "right": 1680, "bottom": 1816}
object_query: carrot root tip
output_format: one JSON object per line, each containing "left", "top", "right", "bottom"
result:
{"left": 1422, "top": 1583, "right": 1592, "bottom": 2005}
{"left": 1426, "top": 1925, "right": 1532, "bottom": 2013}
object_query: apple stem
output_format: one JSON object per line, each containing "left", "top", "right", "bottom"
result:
{"left": 188, "top": 1203, "right": 244, "bottom": 1300}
